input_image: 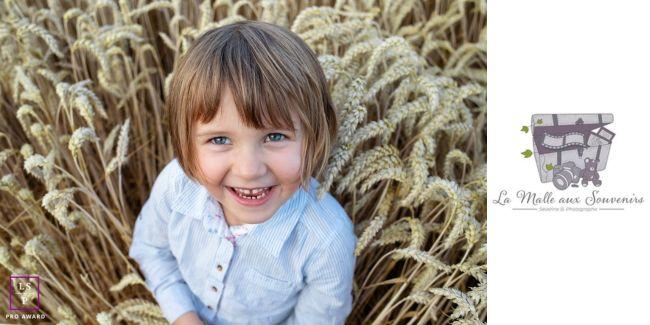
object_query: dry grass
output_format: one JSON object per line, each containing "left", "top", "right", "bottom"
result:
{"left": 0, "top": 0, "right": 486, "bottom": 324}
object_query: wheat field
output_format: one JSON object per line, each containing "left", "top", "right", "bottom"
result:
{"left": 0, "top": 0, "right": 486, "bottom": 324}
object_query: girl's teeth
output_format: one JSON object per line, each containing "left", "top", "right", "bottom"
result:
{"left": 234, "top": 187, "right": 268, "bottom": 194}
{"left": 233, "top": 187, "right": 271, "bottom": 199}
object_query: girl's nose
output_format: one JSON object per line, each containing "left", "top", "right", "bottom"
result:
{"left": 232, "top": 147, "right": 267, "bottom": 179}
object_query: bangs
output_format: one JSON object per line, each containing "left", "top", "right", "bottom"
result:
{"left": 187, "top": 26, "right": 304, "bottom": 132}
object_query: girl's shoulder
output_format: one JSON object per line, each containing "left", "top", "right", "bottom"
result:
{"left": 149, "top": 158, "right": 189, "bottom": 199}
{"left": 299, "top": 178, "right": 356, "bottom": 244}
{"left": 158, "top": 158, "right": 184, "bottom": 180}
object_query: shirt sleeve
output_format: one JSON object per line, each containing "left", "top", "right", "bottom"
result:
{"left": 128, "top": 163, "right": 196, "bottom": 323}
{"left": 284, "top": 226, "right": 357, "bottom": 325}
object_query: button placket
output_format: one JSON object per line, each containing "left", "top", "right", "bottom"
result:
{"left": 213, "top": 240, "right": 233, "bottom": 281}
{"left": 203, "top": 236, "right": 235, "bottom": 313}
{"left": 203, "top": 276, "right": 223, "bottom": 312}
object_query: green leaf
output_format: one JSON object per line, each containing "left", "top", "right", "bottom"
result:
{"left": 521, "top": 149, "right": 532, "bottom": 158}
{"left": 545, "top": 164, "right": 554, "bottom": 171}
{"left": 521, "top": 126, "right": 529, "bottom": 133}
{"left": 536, "top": 118, "right": 543, "bottom": 125}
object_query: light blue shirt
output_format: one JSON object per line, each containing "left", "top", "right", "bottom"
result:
{"left": 128, "top": 159, "right": 357, "bottom": 324}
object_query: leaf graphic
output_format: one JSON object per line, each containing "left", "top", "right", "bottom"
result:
{"left": 521, "top": 149, "right": 532, "bottom": 158}
{"left": 521, "top": 126, "right": 529, "bottom": 133}
{"left": 536, "top": 118, "right": 543, "bottom": 125}
{"left": 545, "top": 164, "right": 554, "bottom": 171}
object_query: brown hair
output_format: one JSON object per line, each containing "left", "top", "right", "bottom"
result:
{"left": 166, "top": 20, "right": 336, "bottom": 191}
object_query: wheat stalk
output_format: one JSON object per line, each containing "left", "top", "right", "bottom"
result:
{"left": 15, "top": 18, "right": 64, "bottom": 58}
{"left": 406, "top": 217, "right": 426, "bottom": 250}
{"left": 96, "top": 312, "right": 113, "bottom": 325}
{"left": 371, "top": 221, "right": 410, "bottom": 248}
{"left": 68, "top": 127, "right": 99, "bottom": 158}
{"left": 444, "top": 149, "right": 472, "bottom": 180}
{"left": 391, "top": 248, "right": 451, "bottom": 273}
{"left": 355, "top": 188, "right": 393, "bottom": 256}
{"left": 109, "top": 272, "right": 146, "bottom": 292}
{"left": 105, "top": 118, "right": 130, "bottom": 174}
{"left": 429, "top": 287, "right": 479, "bottom": 321}
{"left": 128, "top": 1, "right": 175, "bottom": 19}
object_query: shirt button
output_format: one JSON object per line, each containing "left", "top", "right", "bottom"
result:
{"left": 217, "top": 264, "right": 223, "bottom": 272}
{"left": 211, "top": 285, "right": 218, "bottom": 292}
{"left": 207, "top": 305, "right": 213, "bottom": 310}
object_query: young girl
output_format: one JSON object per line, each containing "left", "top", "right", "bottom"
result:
{"left": 128, "top": 21, "right": 357, "bottom": 325}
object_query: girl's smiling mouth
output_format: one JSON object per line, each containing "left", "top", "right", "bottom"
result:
{"left": 226, "top": 185, "right": 277, "bottom": 207}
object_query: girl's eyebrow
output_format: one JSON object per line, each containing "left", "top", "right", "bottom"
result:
{"left": 196, "top": 126, "right": 299, "bottom": 137}
{"left": 196, "top": 129, "right": 232, "bottom": 137}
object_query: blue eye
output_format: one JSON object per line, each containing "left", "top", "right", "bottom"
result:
{"left": 209, "top": 136, "right": 231, "bottom": 145}
{"left": 265, "top": 133, "right": 286, "bottom": 142}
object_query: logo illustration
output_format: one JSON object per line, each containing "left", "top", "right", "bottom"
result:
{"left": 524, "top": 113, "right": 615, "bottom": 190}
{"left": 9, "top": 274, "right": 40, "bottom": 311}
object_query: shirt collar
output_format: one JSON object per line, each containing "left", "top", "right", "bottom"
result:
{"left": 171, "top": 178, "right": 318, "bottom": 258}
{"left": 247, "top": 185, "right": 309, "bottom": 258}
{"left": 171, "top": 177, "right": 210, "bottom": 219}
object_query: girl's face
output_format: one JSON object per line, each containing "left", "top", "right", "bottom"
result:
{"left": 194, "top": 87, "right": 303, "bottom": 226}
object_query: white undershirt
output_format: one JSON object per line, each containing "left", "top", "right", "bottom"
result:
{"left": 212, "top": 200, "right": 259, "bottom": 245}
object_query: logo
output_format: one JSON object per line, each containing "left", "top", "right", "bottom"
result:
{"left": 492, "top": 112, "right": 644, "bottom": 212}
{"left": 524, "top": 113, "right": 614, "bottom": 190}
{"left": 8, "top": 274, "right": 40, "bottom": 311}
